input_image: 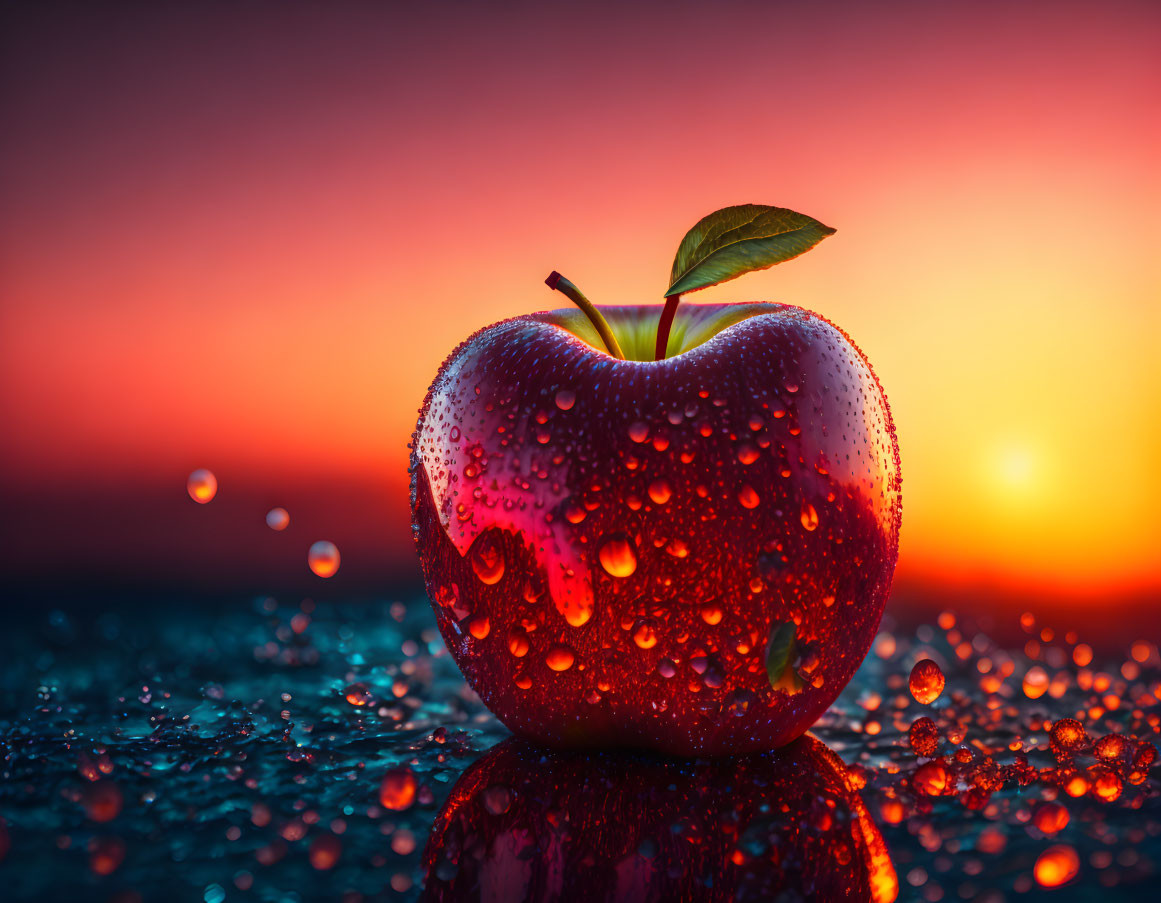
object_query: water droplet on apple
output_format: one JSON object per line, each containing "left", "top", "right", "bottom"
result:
{"left": 628, "top": 421, "right": 649, "bottom": 443}
{"left": 470, "top": 532, "right": 506, "bottom": 585}
{"left": 554, "top": 389, "right": 575, "bottom": 411}
{"left": 647, "top": 479, "right": 672, "bottom": 505}
{"left": 736, "top": 443, "right": 759, "bottom": 465}
{"left": 800, "top": 502, "right": 819, "bottom": 531}
{"left": 657, "top": 658, "right": 676, "bottom": 678}
{"left": 187, "top": 468, "right": 217, "bottom": 503}
{"left": 467, "top": 615, "right": 490, "bottom": 639}
{"left": 632, "top": 619, "right": 659, "bottom": 649}
{"left": 266, "top": 507, "right": 289, "bottom": 531}
{"left": 738, "top": 485, "right": 760, "bottom": 509}
{"left": 699, "top": 602, "right": 723, "bottom": 625}
{"left": 598, "top": 534, "right": 637, "bottom": 577}
{"left": 666, "top": 538, "right": 689, "bottom": 559}
{"left": 507, "top": 626, "right": 530, "bottom": 657}
{"left": 308, "top": 541, "right": 340, "bottom": 577}
{"left": 545, "top": 645, "right": 575, "bottom": 671}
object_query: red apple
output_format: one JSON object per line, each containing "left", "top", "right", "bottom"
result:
{"left": 410, "top": 205, "right": 901, "bottom": 755}
{"left": 421, "top": 733, "right": 898, "bottom": 902}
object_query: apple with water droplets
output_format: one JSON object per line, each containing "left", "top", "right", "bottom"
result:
{"left": 410, "top": 205, "right": 902, "bottom": 755}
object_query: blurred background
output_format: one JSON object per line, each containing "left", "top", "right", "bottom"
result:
{"left": 2, "top": 0, "right": 1158, "bottom": 641}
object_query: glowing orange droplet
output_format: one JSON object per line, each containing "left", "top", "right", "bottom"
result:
{"left": 738, "top": 485, "right": 760, "bottom": 509}
{"left": 1023, "top": 666, "right": 1049, "bottom": 699}
{"left": 628, "top": 421, "right": 649, "bottom": 443}
{"left": 648, "top": 480, "right": 672, "bottom": 505}
{"left": 1032, "top": 802, "right": 1070, "bottom": 834}
{"left": 1050, "top": 718, "right": 1088, "bottom": 757}
{"left": 699, "top": 603, "right": 724, "bottom": 625}
{"left": 555, "top": 389, "right": 576, "bottom": 410}
{"left": 187, "top": 468, "right": 217, "bottom": 503}
{"left": 468, "top": 615, "right": 491, "bottom": 639}
{"left": 1092, "top": 768, "right": 1123, "bottom": 802}
{"left": 909, "top": 659, "right": 946, "bottom": 705}
{"left": 912, "top": 761, "right": 949, "bottom": 796}
{"left": 470, "top": 533, "right": 505, "bottom": 585}
{"left": 546, "top": 645, "right": 575, "bottom": 671}
{"left": 83, "top": 781, "right": 123, "bottom": 823}
{"left": 736, "top": 443, "right": 760, "bottom": 465}
{"left": 344, "top": 682, "right": 371, "bottom": 706}
{"left": 800, "top": 502, "right": 819, "bottom": 531}
{"left": 1034, "top": 845, "right": 1079, "bottom": 888}
{"left": 632, "top": 620, "right": 659, "bottom": 649}
{"left": 308, "top": 541, "right": 340, "bottom": 578}
{"left": 908, "top": 717, "right": 939, "bottom": 756}
{"left": 1072, "top": 643, "right": 1093, "bottom": 667}
{"left": 598, "top": 535, "right": 637, "bottom": 577}
{"left": 379, "top": 768, "right": 417, "bottom": 811}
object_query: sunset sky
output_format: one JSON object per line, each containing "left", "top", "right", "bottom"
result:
{"left": 2, "top": 1, "right": 1159, "bottom": 610}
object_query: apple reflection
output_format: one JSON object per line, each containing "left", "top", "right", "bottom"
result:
{"left": 422, "top": 733, "right": 897, "bottom": 903}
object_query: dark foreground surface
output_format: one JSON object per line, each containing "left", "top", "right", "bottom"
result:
{"left": 1, "top": 595, "right": 1157, "bottom": 902}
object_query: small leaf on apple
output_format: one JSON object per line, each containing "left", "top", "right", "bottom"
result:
{"left": 666, "top": 205, "right": 835, "bottom": 297}
{"left": 765, "top": 620, "right": 805, "bottom": 695}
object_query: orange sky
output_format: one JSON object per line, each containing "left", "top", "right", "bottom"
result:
{"left": 1, "top": 1, "right": 1159, "bottom": 602}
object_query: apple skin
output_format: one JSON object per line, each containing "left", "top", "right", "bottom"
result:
{"left": 421, "top": 733, "right": 898, "bottom": 902}
{"left": 411, "top": 303, "right": 901, "bottom": 756}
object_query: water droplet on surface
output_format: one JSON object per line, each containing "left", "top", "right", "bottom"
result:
{"left": 545, "top": 645, "right": 575, "bottom": 671}
{"left": 628, "top": 421, "right": 649, "bottom": 443}
{"left": 657, "top": 658, "right": 676, "bottom": 678}
{"left": 1032, "top": 802, "right": 1070, "bottom": 834}
{"left": 647, "top": 479, "right": 672, "bottom": 505}
{"left": 632, "top": 619, "right": 659, "bottom": 649}
{"left": 481, "top": 785, "right": 512, "bottom": 815}
{"left": 909, "top": 659, "right": 945, "bottom": 705}
{"left": 379, "top": 768, "right": 417, "bottom": 811}
{"left": 308, "top": 541, "right": 340, "bottom": 578}
{"left": 598, "top": 534, "right": 637, "bottom": 577}
{"left": 908, "top": 717, "right": 939, "bottom": 756}
{"left": 507, "top": 626, "right": 530, "bottom": 657}
{"left": 470, "top": 532, "right": 506, "bottom": 585}
{"left": 344, "top": 682, "right": 372, "bottom": 706}
{"left": 468, "top": 615, "right": 491, "bottom": 639}
{"left": 187, "top": 468, "right": 217, "bottom": 503}
{"left": 554, "top": 389, "right": 576, "bottom": 411}
{"left": 1022, "top": 666, "right": 1048, "bottom": 699}
{"left": 736, "top": 443, "right": 760, "bottom": 465}
{"left": 800, "top": 502, "right": 819, "bottom": 531}
{"left": 699, "top": 602, "right": 723, "bottom": 625}
{"left": 738, "top": 485, "right": 760, "bottom": 509}
{"left": 265, "top": 507, "right": 289, "bottom": 531}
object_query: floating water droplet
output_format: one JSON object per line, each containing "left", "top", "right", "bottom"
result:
{"left": 1034, "top": 845, "right": 1079, "bottom": 888}
{"left": 309, "top": 834, "right": 341, "bottom": 870}
{"left": 598, "top": 534, "right": 637, "bottom": 577}
{"left": 1032, "top": 802, "right": 1070, "bottom": 834}
{"left": 632, "top": 619, "right": 659, "bottom": 649}
{"left": 308, "top": 541, "right": 340, "bottom": 578}
{"left": 470, "top": 532, "right": 505, "bottom": 585}
{"left": 546, "top": 645, "right": 575, "bottom": 671}
{"left": 800, "top": 502, "right": 819, "bottom": 531}
{"left": 187, "top": 468, "right": 217, "bottom": 503}
{"left": 1022, "top": 666, "right": 1048, "bottom": 699}
{"left": 909, "top": 659, "right": 945, "bottom": 704}
{"left": 266, "top": 507, "right": 289, "bottom": 531}
{"left": 555, "top": 389, "right": 576, "bottom": 411}
{"left": 647, "top": 479, "right": 672, "bottom": 505}
{"left": 738, "top": 485, "right": 760, "bottom": 509}
{"left": 379, "top": 768, "right": 417, "bottom": 810}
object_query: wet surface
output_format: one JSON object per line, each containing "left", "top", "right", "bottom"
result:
{"left": 1, "top": 597, "right": 1157, "bottom": 901}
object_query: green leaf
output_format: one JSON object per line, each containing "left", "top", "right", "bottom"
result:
{"left": 666, "top": 204, "right": 835, "bottom": 297}
{"left": 765, "top": 620, "right": 804, "bottom": 695}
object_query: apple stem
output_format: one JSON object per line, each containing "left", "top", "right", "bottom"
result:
{"left": 545, "top": 272, "right": 625, "bottom": 360}
{"left": 654, "top": 294, "right": 681, "bottom": 361}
